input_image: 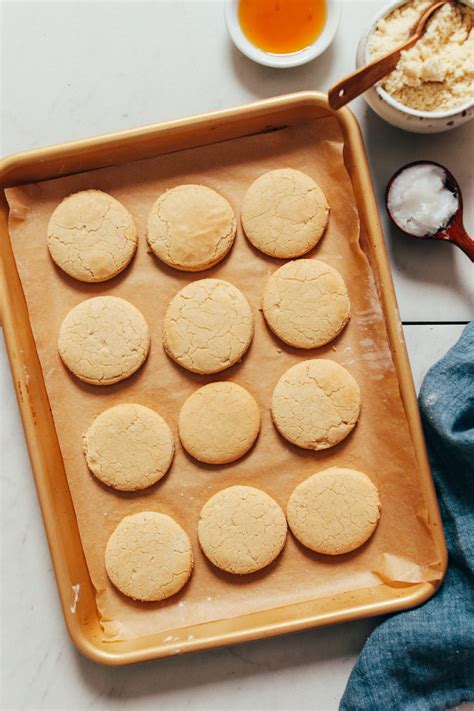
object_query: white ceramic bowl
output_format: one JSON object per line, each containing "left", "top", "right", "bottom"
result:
{"left": 357, "top": 0, "right": 474, "bottom": 133}
{"left": 225, "top": 0, "right": 340, "bottom": 68}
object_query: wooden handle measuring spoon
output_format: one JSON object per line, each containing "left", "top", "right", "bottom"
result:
{"left": 386, "top": 161, "right": 474, "bottom": 262}
{"left": 328, "top": 0, "right": 449, "bottom": 110}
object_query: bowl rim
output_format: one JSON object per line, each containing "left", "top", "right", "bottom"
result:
{"left": 224, "top": 0, "right": 340, "bottom": 68}
{"left": 364, "top": 0, "right": 474, "bottom": 118}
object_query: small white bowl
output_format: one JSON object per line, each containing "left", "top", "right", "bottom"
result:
{"left": 357, "top": 0, "right": 474, "bottom": 133}
{"left": 225, "top": 0, "right": 340, "bottom": 68}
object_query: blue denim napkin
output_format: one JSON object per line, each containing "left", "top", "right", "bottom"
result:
{"left": 340, "top": 323, "right": 474, "bottom": 711}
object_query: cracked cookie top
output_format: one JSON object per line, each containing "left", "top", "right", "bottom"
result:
{"left": 58, "top": 296, "right": 150, "bottom": 385}
{"left": 286, "top": 468, "right": 381, "bottom": 555}
{"left": 47, "top": 190, "right": 137, "bottom": 282}
{"left": 178, "top": 382, "right": 260, "bottom": 465}
{"left": 241, "top": 169, "right": 329, "bottom": 258}
{"left": 198, "top": 485, "right": 287, "bottom": 574}
{"left": 146, "top": 184, "right": 237, "bottom": 272}
{"left": 105, "top": 512, "right": 193, "bottom": 601}
{"left": 271, "top": 359, "right": 361, "bottom": 450}
{"left": 262, "top": 259, "right": 351, "bottom": 349}
{"left": 83, "top": 404, "right": 174, "bottom": 491}
{"left": 163, "top": 278, "right": 254, "bottom": 374}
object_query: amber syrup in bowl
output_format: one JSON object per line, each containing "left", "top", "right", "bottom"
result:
{"left": 225, "top": 0, "right": 339, "bottom": 68}
{"left": 238, "top": 0, "right": 327, "bottom": 55}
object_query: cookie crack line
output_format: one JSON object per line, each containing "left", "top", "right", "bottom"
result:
{"left": 83, "top": 404, "right": 174, "bottom": 491}
{"left": 163, "top": 278, "right": 254, "bottom": 374}
{"left": 58, "top": 296, "right": 150, "bottom": 385}
{"left": 287, "top": 468, "right": 381, "bottom": 555}
{"left": 147, "top": 184, "right": 237, "bottom": 272}
{"left": 105, "top": 512, "right": 193, "bottom": 601}
{"left": 198, "top": 486, "right": 287, "bottom": 574}
{"left": 271, "top": 359, "right": 361, "bottom": 450}
{"left": 241, "top": 169, "right": 330, "bottom": 258}
{"left": 262, "top": 260, "right": 350, "bottom": 349}
{"left": 47, "top": 190, "right": 137, "bottom": 282}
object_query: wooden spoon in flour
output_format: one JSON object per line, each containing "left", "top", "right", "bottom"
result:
{"left": 328, "top": 0, "right": 449, "bottom": 110}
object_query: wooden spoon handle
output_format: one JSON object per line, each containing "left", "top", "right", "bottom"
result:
{"left": 445, "top": 220, "right": 474, "bottom": 262}
{"left": 329, "top": 0, "right": 449, "bottom": 110}
{"left": 328, "top": 49, "right": 404, "bottom": 110}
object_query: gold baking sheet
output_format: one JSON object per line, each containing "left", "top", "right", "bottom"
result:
{"left": 1, "top": 94, "right": 446, "bottom": 660}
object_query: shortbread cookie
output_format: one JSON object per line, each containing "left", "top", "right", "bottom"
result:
{"left": 179, "top": 382, "right": 260, "bottom": 464}
{"left": 47, "top": 190, "right": 137, "bottom": 282}
{"left": 105, "top": 512, "right": 193, "bottom": 601}
{"left": 163, "top": 279, "right": 253, "bottom": 374}
{"left": 262, "top": 259, "right": 350, "bottom": 348}
{"left": 58, "top": 296, "right": 150, "bottom": 385}
{"left": 147, "top": 185, "right": 236, "bottom": 271}
{"left": 198, "top": 486, "right": 287, "bottom": 574}
{"left": 271, "top": 359, "right": 361, "bottom": 450}
{"left": 241, "top": 169, "right": 329, "bottom": 258}
{"left": 83, "top": 404, "right": 174, "bottom": 491}
{"left": 287, "top": 468, "right": 381, "bottom": 555}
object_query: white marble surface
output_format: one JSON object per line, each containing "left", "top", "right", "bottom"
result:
{"left": 1, "top": 0, "right": 472, "bottom": 709}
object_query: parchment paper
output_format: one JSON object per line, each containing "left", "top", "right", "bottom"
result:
{"left": 6, "top": 118, "right": 444, "bottom": 641}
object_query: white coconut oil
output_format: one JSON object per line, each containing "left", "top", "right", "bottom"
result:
{"left": 387, "top": 163, "right": 459, "bottom": 237}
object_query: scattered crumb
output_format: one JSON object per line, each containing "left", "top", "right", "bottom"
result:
{"left": 70, "top": 584, "right": 80, "bottom": 614}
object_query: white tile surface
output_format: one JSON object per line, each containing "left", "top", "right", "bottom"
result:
{"left": 1, "top": 0, "right": 473, "bottom": 322}
{"left": 403, "top": 324, "right": 466, "bottom": 393}
{"left": 1, "top": 324, "right": 466, "bottom": 711}
{"left": 1, "top": 0, "right": 471, "bottom": 708}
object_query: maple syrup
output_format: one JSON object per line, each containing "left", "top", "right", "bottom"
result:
{"left": 238, "top": 0, "right": 327, "bottom": 55}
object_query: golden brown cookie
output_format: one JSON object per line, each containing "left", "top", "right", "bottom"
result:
{"left": 105, "top": 512, "right": 193, "bottom": 601}
{"left": 198, "top": 486, "right": 287, "bottom": 574}
{"left": 241, "top": 169, "right": 329, "bottom": 258}
{"left": 286, "top": 468, "right": 381, "bottom": 555}
{"left": 163, "top": 278, "right": 253, "bottom": 374}
{"left": 262, "top": 259, "right": 351, "bottom": 348}
{"left": 178, "top": 382, "right": 260, "bottom": 464}
{"left": 58, "top": 296, "right": 150, "bottom": 385}
{"left": 83, "top": 404, "right": 174, "bottom": 491}
{"left": 47, "top": 190, "right": 137, "bottom": 282}
{"left": 147, "top": 184, "right": 236, "bottom": 272}
{"left": 271, "top": 359, "right": 361, "bottom": 450}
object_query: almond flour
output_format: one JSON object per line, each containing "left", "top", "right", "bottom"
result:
{"left": 368, "top": 0, "right": 474, "bottom": 112}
